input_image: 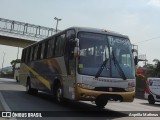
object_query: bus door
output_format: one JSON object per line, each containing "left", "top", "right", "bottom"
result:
{"left": 63, "top": 30, "right": 76, "bottom": 100}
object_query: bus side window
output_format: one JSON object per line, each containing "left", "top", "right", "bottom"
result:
{"left": 28, "top": 48, "right": 31, "bottom": 62}
{"left": 41, "top": 43, "right": 45, "bottom": 59}
{"left": 32, "top": 46, "right": 36, "bottom": 61}
{"left": 55, "top": 34, "right": 65, "bottom": 57}
{"left": 34, "top": 45, "right": 38, "bottom": 60}
{"left": 30, "top": 47, "right": 33, "bottom": 62}
{"left": 25, "top": 48, "right": 30, "bottom": 63}
{"left": 43, "top": 40, "right": 48, "bottom": 59}
{"left": 21, "top": 49, "right": 26, "bottom": 62}
{"left": 40, "top": 41, "right": 48, "bottom": 59}
{"left": 47, "top": 37, "right": 55, "bottom": 58}
{"left": 37, "top": 43, "right": 42, "bottom": 60}
{"left": 41, "top": 41, "right": 48, "bottom": 59}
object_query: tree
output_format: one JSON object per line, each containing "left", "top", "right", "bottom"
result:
{"left": 153, "top": 59, "right": 160, "bottom": 77}
{"left": 143, "top": 63, "right": 155, "bottom": 77}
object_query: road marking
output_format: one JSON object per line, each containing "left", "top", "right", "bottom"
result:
{"left": 0, "top": 92, "right": 17, "bottom": 120}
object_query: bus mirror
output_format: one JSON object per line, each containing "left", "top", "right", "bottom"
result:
{"left": 69, "top": 38, "right": 80, "bottom": 59}
{"left": 74, "top": 46, "right": 80, "bottom": 57}
{"left": 69, "top": 38, "right": 79, "bottom": 47}
{"left": 134, "top": 56, "right": 138, "bottom": 66}
{"left": 132, "top": 49, "right": 138, "bottom": 65}
{"left": 75, "top": 38, "right": 79, "bottom": 47}
{"left": 132, "top": 49, "right": 137, "bottom": 53}
{"left": 74, "top": 38, "right": 80, "bottom": 57}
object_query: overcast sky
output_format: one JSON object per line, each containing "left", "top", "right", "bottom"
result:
{"left": 0, "top": 0, "right": 160, "bottom": 67}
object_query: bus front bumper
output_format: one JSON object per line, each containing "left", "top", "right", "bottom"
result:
{"left": 76, "top": 86, "right": 135, "bottom": 102}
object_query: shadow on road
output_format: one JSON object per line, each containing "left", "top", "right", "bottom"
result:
{"left": 1, "top": 89, "right": 128, "bottom": 118}
{"left": 35, "top": 91, "right": 128, "bottom": 117}
{"left": 140, "top": 103, "right": 160, "bottom": 107}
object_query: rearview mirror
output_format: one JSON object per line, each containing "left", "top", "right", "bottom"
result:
{"left": 74, "top": 38, "right": 80, "bottom": 57}
{"left": 69, "top": 38, "right": 80, "bottom": 59}
{"left": 132, "top": 49, "right": 138, "bottom": 66}
{"left": 132, "top": 49, "right": 138, "bottom": 53}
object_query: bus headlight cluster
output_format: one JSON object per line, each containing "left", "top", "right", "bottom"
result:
{"left": 77, "top": 83, "right": 95, "bottom": 90}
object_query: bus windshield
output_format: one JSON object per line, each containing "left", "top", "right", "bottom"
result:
{"left": 78, "top": 32, "right": 135, "bottom": 79}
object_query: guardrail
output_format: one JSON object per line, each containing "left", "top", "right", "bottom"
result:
{"left": 0, "top": 17, "right": 58, "bottom": 41}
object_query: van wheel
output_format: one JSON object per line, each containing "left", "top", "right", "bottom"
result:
{"left": 56, "top": 83, "right": 63, "bottom": 103}
{"left": 26, "top": 80, "right": 38, "bottom": 94}
{"left": 148, "top": 95, "right": 155, "bottom": 104}
{"left": 95, "top": 97, "right": 108, "bottom": 108}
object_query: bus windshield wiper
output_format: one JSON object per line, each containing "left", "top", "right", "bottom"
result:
{"left": 95, "top": 58, "right": 109, "bottom": 78}
{"left": 112, "top": 52, "right": 126, "bottom": 80}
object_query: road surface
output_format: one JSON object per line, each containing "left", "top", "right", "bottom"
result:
{"left": 0, "top": 78, "right": 159, "bottom": 120}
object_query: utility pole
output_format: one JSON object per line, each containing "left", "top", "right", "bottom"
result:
{"left": 1, "top": 52, "right": 5, "bottom": 75}
{"left": 17, "top": 47, "right": 19, "bottom": 59}
{"left": 54, "top": 17, "right": 62, "bottom": 32}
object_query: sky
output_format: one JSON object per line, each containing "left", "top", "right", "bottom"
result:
{"left": 0, "top": 0, "right": 160, "bottom": 67}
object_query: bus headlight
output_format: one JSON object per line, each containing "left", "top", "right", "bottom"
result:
{"left": 77, "top": 83, "right": 95, "bottom": 90}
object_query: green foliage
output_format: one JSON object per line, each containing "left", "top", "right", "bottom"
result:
{"left": 5, "top": 71, "right": 13, "bottom": 74}
{"left": 10, "top": 59, "right": 21, "bottom": 66}
{"left": 136, "top": 58, "right": 160, "bottom": 90}
{"left": 153, "top": 59, "right": 160, "bottom": 77}
{"left": 10, "top": 59, "right": 21, "bottom": 73}
{"left": 144, "top": 64, "right": 155, "bottom": 78}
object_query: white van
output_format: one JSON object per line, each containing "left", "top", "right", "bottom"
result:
{"left": 144, "top": 78, "right": 160, "bottom": 104}
{"left": 14, "top": 63, "right": 20, "bottom": 82}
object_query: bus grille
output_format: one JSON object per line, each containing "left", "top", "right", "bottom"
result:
{"left": 94, "top": 87, "right": 126, "bottom": 92}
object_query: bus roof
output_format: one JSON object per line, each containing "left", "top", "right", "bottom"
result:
{"left": 23, "top": 26, "right": 129, "bottom": 49}
{"left": 68, "top": 27, "right": 129, "bottom": 38}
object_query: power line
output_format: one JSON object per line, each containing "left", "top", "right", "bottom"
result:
{"left": 133, "top": 36, "right": 160, "bottom": 44}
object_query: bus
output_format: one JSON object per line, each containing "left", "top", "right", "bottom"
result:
{"left": 19, "top": 27, "right": 136, "bottom": 108}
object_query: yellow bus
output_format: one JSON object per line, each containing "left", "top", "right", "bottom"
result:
{"left": 19, "top": 27, "right": 136, "bottom": 108}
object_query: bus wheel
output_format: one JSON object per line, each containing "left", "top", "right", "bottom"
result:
{"left": 26, "top": 80, "right": 38, "bottom": 94}
{"left": 148, "top": 95, "right": 155, "bottom": 104}
{"left": 26, "top": 80, "right": 31, "bottom": 94}
{"left": 95, "top": 97, "right": 108, "bottom": 108}
{"left": 56, "top": 83, "right": 63, "bottom": 103}
{"left": 16, "top": 76, "right": 19, "bottom": 82}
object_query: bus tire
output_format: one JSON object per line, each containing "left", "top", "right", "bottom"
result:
{"left": 26, "top": 79, "right": 38, "bottom": 95}
{"left": 95, "top": 97, "right": 108, "bottom": 108}
{"left": 16, "top": 76, "right": 19, "bottom": 82}
{"left": 148, "top": 95, "right": 155, "bottom": 104}
{"left": 56, "top": 83, "right": 63, "bottom": 103}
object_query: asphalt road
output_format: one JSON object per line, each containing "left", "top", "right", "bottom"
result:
{"left": 0, "top": 78, "right": 160, "bottom": 120}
